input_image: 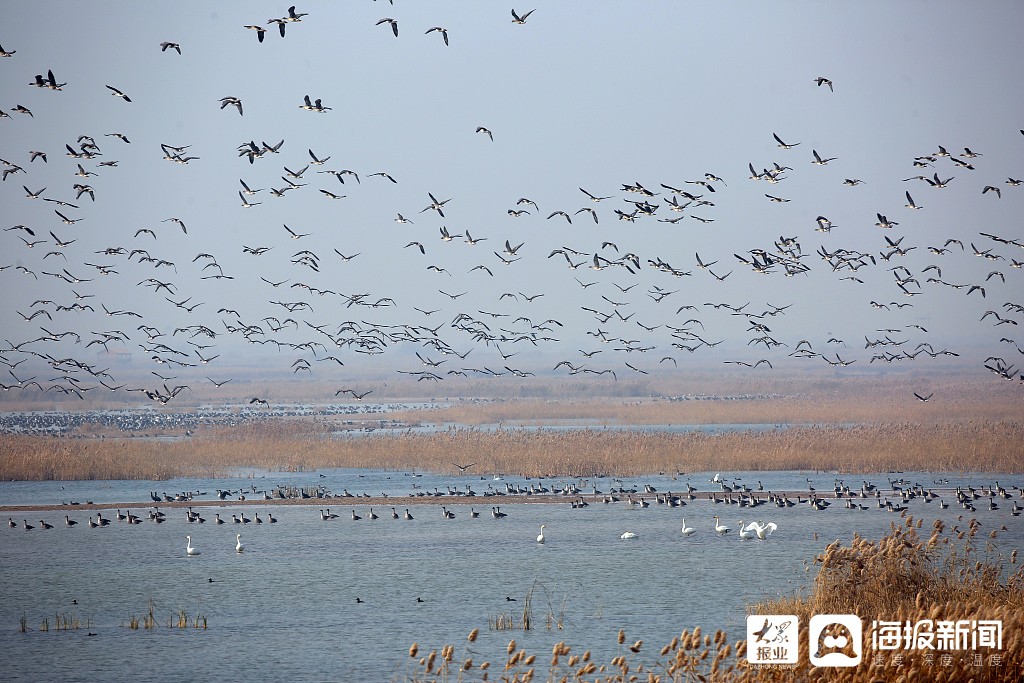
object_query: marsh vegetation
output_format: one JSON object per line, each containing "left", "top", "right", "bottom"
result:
{"left": 2, "top": 417, "right": 1020, "bottom": 482}
{"left": 403, "top": 520, "right": 1023, "bottom": 682}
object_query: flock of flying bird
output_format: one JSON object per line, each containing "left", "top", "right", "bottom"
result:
{"left": 1, "top": 6, "right": 1023, "bottom": 408}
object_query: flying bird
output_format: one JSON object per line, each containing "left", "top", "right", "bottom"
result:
{"left": 511, "top": 8, "right": 535, "bottom": 24}
{"left": 105, "top": 85, "right": 132, "bottom": 102}
{"left": 425, "top": 26, "right": 449, "bottom": 45}
{"left": 773, "top": 133, "right": 800, "bottom": 149}
{"left": 244, "top": 25, "right": 267, "bottom": 42}
{"left": 811, "top": 149, "right": 837, "bottom": 165}
{"left": 220, "top": 96, "right": 243, "bottom": 116}
{"left": 285, "top": 5, "right": 308, "bottom": 22}
{"left": 376, "top": 18, "right": 399, "bottom": 37}
{"left": 31, "top": 69, "right": 65, "bottom": 90}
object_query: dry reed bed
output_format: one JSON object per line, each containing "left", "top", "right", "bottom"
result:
{"left": 2, "top": 419, "right": 1022, "bottom": 481}
{"left": 746, "top": 516, "right": 1023, "bottom": 682}
{"left": 757, "top": 516, "right": 1023, "bottom": 621}
{"left": 402, "top": 520, "right": 1022, "bottom": 682}
{"left": 392, "top": 383, "right": 1023, "bottom": 427}
{"left": 379, "top": 375, "right": 1021, "bottom": 427}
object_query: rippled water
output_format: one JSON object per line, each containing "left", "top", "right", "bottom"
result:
{"left": 2, "top": 471, "right": 1022, "bottom": 682}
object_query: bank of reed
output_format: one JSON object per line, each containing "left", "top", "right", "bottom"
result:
{"left": 402, "top": 520, "right": 1022, "bottom": 682}
{"left": 2, "top": 418, "right": 1021, "bottom": 481}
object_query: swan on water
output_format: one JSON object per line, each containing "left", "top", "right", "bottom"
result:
{"left": 713, "top": 516, "right": 730, "bottom": 534}
{"left": 537, "top": 524, "right": 546, "bottom": 543}
{"left": 235, "top": 533, "right": 244, "bottom": 553}
{"left": 681, "top": 518, "right": 696, "bottom": 536}
{"left": 744, "top": 521, "right": 778, "bottom": 539}
{"left": 620, "top": 531, "right": 638, "bottom": 539}
{"left": 186, "top": 535, "right": 200, "bottom": 555}
{"left": 738, "top": 521, "right": 756, "bottom": 540}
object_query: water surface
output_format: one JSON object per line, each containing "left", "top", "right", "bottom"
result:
{"left": 2, "top": 471, "right": 1021, "bottom": 681}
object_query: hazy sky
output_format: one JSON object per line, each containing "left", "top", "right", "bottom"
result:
{"left": 2, "top": 2, "right": 1023, "bottom": 396}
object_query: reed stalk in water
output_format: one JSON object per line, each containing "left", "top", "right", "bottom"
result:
{"left": 403, "top": 521, "right": 1023, "bottom": 682}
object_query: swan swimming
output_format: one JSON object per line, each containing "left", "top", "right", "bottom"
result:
{"left": 536, "top": 524, "right": 546, "bottom": 543}
{"left": 738, "top": 521, "right": 756, "bottom": 540}
{"left": 713, "top": 516, "right": 730, "bottom": 534}
{"left": 235, "top": 533, "right": 244, "bottom": 553}
{"left": 620, "top": 531, "right": 638, "bottom": 539}
{"left": 186, "top": 535, "right": 200, "bottom": 555}
{"left": 681, "top": 518, "right": 696, "bottom": 536}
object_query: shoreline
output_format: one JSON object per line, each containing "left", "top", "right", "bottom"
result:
{"left": 0, "top": 488, "right": 968, "bottom": 513}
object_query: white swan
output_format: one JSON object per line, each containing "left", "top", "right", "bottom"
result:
{"left": 620, "top": 531, "right": 638, "bottom": 539}
{"left": 713, "top": 516, "right": 730, "bottom": 534}
{"left": 536, "top": 524, "right": 546, "bottom": 543}
{"left": 681, "top": 518, "right": 696, "bottom": 536}
{"left": 738, "top": 521, "right": 756, "bottom": 540}
{"left": 186, "top": 535, "right": 200, "bottom": 555}
{"left": 745, "top": 521, "right": 778, "bottom": 539}
{"left": 235, "top": 533, "right": 244, "bottom": 553}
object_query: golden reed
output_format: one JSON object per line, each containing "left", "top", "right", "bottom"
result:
{"left": 402, "top": 520, "right": 1022, "bottom": 682}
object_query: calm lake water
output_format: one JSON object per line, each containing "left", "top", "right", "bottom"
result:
{"left": 2, "top": 470, "right": 1022, "bottom": 682}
